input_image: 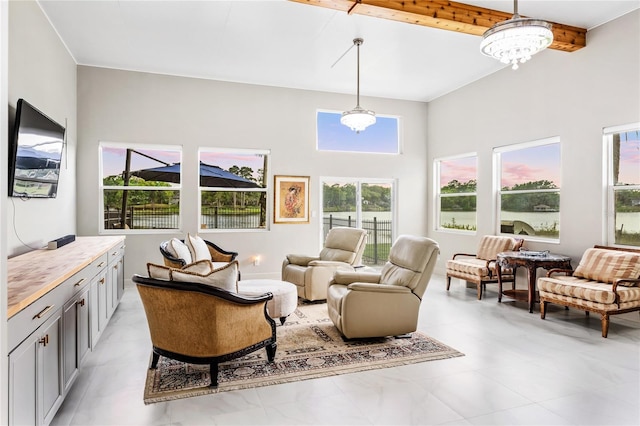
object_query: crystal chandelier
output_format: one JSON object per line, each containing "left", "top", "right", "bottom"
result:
{"left": 341, "top": 38, "right": 376, "bottom": 133}
{"left": 480, "top": 0, "right": 553, "bottom": 70}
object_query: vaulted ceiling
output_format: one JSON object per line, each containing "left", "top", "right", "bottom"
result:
{"left": 37, "top": 0, "right": 640, "bottom": 102}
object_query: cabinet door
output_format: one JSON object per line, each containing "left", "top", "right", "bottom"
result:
{"left": 98, "top": 272, "right": 109, "bottom": 335}
{"left": 62, "top": 298, "right": 78, "bottom": 391}
{"left": 40, "top": 312, "right": 63, "bottom": 426}
{"left": 9, "top": 334, "right": 37, "bottom": 426}
{"left": 77, "top": 286, "right": 91, "bottom": 367}
{"left": 62, "top": 286, "right": 91, "bottom": 393}
{"left": 90, "top": 270, "right": 108, "bottom": 349}
{"left": 115, "top": 254, "right": 125, "bottom": 302}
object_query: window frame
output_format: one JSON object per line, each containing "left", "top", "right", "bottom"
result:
{"left": 320, "top": 177, "right": 396, "bottom": 266}
{"left": 99, "top": 142, "right": 183, "bottom": 235}
{"left": 197, "top": 147, "right": 270, "bottom": 233}
{"left": 493, "top": 136, "right": 561, "bottom": 242}
{"left": 604, "top": 122, "right": 640, "bottom": 247}
{"left": 316, "top": 109, "right": 401, "bottom": 154}
{"left": 434, "top": 153, "right": 478, "bottom": 234}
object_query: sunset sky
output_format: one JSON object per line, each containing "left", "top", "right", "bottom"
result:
{"left": 316, "top": 111, "right": 399, "bottom": 153}
{"left": 101, "top": 146, "right": 264, "bottom": 181}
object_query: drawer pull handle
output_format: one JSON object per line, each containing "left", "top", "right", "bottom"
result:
{"left": 114, "top": 264, "right": 118, "bottom": 270}
{"left": 97, "top": 261, "right": 106, "bottom": 268}
{"left": 74, "top": 278, "right": 86, "bottom": 287}
{"left": 112, "top": 251, "right": 118, "bottom": 256}
{"left": 33, "top": 305, "right": 54, "bottom": 320}
{"left": 77, "top": 298, "right": 85, "bottom": 307}
{"left": 39, "top": 334, "right": 49, "bottom": 347}
{"left": 99, "top": 278, "right": 105, "bottom": 285}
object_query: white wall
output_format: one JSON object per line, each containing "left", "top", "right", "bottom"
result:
{"left": 1, "top": 0, "right": 9, "bottom": 422}
{"left": 6, "top": 0, "right": 77, "bottom": 257}
{"left": 426, "top": 10, "right": 640, "bottom": 272}
{"left": 76, "top": 67, "right": 429, "bottom": 279}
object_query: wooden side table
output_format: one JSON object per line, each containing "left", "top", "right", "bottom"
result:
{"left": 496, "top": 251, "right": 572, "bottom": 313}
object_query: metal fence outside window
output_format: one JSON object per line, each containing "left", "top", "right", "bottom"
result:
{"left": 323, "top": 214, "right": 392, "bottom": 266}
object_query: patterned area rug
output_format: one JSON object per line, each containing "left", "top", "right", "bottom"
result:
{"left": 143, "top": 302, "right": 464, "bottom": 404}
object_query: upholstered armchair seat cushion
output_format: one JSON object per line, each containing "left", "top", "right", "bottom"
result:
{"left": 445, "top": 258, "right": 515, "bottom": 278}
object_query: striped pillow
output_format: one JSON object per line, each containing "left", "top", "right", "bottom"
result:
{"left": 476, "top": 236, "right": 516, "bottom": 260}
{"left": 573, "top": 248, "right": 640, "bottom": 285}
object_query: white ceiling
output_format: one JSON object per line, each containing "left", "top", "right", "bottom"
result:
{"left": 38, "top": 0, "right": 640, "bottom": 102}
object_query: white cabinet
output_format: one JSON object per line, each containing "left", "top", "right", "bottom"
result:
{"left": 7, "top": 236, "right": 126, "bottom": 426}
{"left": 9, "top": 309, "right": 63, "bottom": 426}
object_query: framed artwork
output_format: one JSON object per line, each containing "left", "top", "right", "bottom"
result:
{"left": 274, "top": 175, "right": 310, "bottom": 224}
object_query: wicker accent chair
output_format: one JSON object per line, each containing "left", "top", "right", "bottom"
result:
{"left": 446, "top": 236, "right": 524, "bottom": 299}
{"left": 160, "top": 239, "right": 237, "bottom": 268}
{"left": 133, "top": 275, "right": 277, "bottom": 387}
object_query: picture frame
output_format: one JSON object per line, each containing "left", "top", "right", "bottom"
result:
{"left": 274, "top": 175, "right": 310, "bottom": 224}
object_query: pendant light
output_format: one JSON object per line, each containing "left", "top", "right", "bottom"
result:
{"left": 341, "top": 38, "right": 376, "bottom": 133}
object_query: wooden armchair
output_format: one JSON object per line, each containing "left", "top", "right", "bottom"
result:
{"left": 133, "top": 275, "right": 277, "bottom": 387}
{"left": 446, "top": 236, "right": 524, "bottom": 299}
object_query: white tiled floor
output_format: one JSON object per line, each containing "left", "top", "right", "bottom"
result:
{"left": 51, "top": 274, "right": 640, "bottom": 425}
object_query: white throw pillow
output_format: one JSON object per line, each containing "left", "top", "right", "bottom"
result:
{"left": 171, "top": 260, "right": 239, "bottom": 293}
{"left": 186, "top": 233, "right": 212, "bottom": 262}
{"left": 147, "top": 263, "right": 172, "bottom": 280}
{"left": 147, "top": 259, "right": 214, "bottom": 281}
{"left": 169, "top": 238, "right": 192, "bottom": 264}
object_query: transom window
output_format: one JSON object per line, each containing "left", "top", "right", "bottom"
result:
{"left": 198, "top": 148, "right": 269, "bottom": 231}
{"left": 316, "top": 110, "right": 400, "bottom": 154}
{"left": 494, "top": 138, "right": 561, "bottom": 241}
{"left": 99, "top": 143, "right": 182, "bottom": 232}
{"left": 605, "top": 123, "right": 640, "bottom": 247}
{"left": 435, "top": 154, "right": 477, "bottom": 232}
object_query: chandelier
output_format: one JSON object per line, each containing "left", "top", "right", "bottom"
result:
{"left": 341, "top": 38, "right": 376, "bottom": 133}
{"left": 480, "top": 0, "right": 553, "bottom": 70}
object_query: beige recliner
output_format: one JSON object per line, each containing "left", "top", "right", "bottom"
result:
{"left": 282, "top": 227, "right": 367, "bottom": 301}
{"left": 327, "top": 235, "right": 440, "bottom": 339}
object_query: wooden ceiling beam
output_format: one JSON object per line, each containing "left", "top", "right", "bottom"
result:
{"left": 289, "top": 0, "right": 586, "bottom": 52}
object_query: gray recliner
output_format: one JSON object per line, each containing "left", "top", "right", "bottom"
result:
{"left": 327, "top": 235, "right": 440, "bottom": 339}
{"left": 282, "top": 227, "right": 367, "bottom": 301}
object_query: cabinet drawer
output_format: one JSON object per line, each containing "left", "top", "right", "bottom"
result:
{"left": 107, "top": 243, "right": 125, "bottom": 264}
{"left": 90, "top": 253, "right": 109, "bottom": 274}
{"left": 8, "top": 286, "right": 66, "bottom": 352}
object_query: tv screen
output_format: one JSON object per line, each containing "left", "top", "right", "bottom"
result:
{"left": 9, "top": 99, "right": 66, "bottom": 198}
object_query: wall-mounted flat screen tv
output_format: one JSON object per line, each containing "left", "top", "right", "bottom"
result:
{"left": 9, "top": 99, "right": 66, "bottom": 198}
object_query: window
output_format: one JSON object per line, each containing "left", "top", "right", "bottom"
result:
{"left": 316, "top": 110, "right": 400, "bottom": 154}
{"left": 199, "top": 148, "right": 269, "bottom": 231}
{"left": 494, "top": 138, "right": 561, "bottom": 240}
{"left": 435, "top": 154, "right": 477, "bottom": 232}
{"left": 100, "top": 143, "right": 182, "bottom": 232}
{"left": 321, "top": 178, "right": 395, "bottom": 266}
{"left": 605, "top": 124, "right": 640, "bottom": 247}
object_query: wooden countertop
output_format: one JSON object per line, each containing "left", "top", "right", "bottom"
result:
{"left": 7, "top": 236, "right": 125, "bottom": 319}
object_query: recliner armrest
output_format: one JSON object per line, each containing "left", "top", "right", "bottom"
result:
{"left": 308, "top": 260, "right": 352, "bottom": 268}
{"left": 346, "top": 283, "right": 411, "bottom": 293}
{"left": 286, "top": 254, "right": 320, "bottom": 266}
{"left": 331, "top": 270, "right": 381, "bottom": 285}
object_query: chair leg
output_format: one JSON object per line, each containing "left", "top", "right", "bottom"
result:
{"left": 446, "top": 276, "right": 451, "bottom": 291}
{"left": 477, "top": 283, "right": 483, "bottom": 300}
{"left": 150, "top": 351, "right": 160, "bottom": 369}
{"left": 601, "top": 314, "right": 609, "bottom": 338}
{"left": 266, "top": 342, "right": 277, "bottom": 362}
{"left": 540, "top": 301, "right": 547, "bottom": 319}
{"left": 209, "top": 362, "right": 219, "bottom": 387}
{"left": 280, "top": 316, "right": 287, "bottom": 325}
